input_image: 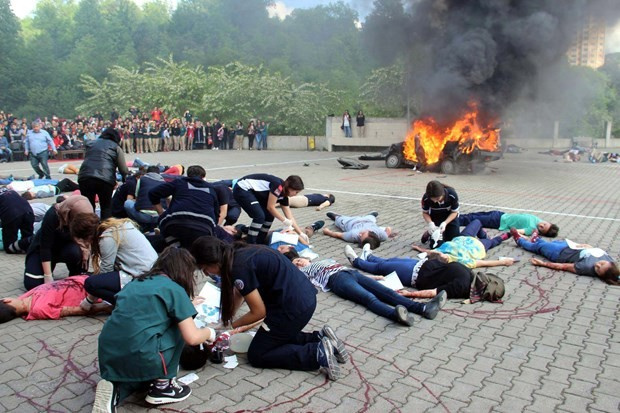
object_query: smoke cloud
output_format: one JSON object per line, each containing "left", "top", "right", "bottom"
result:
{"left": 391, "top": 0, "right": 620, "bottom": 131}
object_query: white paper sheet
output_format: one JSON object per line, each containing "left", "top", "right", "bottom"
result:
{"left": 378, "top": 271, "right": 404, "bottom": 291}
{"left": 194, "top": 282, "right": 221, "bottom": 328}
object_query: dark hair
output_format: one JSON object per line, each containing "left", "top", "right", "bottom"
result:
{"left": 601, "top": 263, "right": 619, "bottom": 286}
{"left": 146, "top": 165, "right": 160, "bottom": 173}
{"left": 100, "top": 128, "right": 121, "bottom": 145}
{"left": 283, "top": 249, "right": 300, "bottom": 261}
{"left": 138, "top": 246, "right": 197, "bottom": 297}
{"left": 361, "top": 231, "right": 381, "bottom": 249}
{"left": 191, "top": 236, "right": 236, "bottom": 324}
{"left": 21, "top": 192, "right": 34, "bottom": 200}
{"left": 69, "top": 213, "right": 100, "bottom": 240}
{"left": 284, "top": 175, "right": 304, "bottom": 193}
{"left": 327, "top": 194, "right": 335, "bottom": 204}
{"left": 0, "top": 301, "right": 17, "bottom": 324}
{"left": 187, "top": 165, "right": 206, "bottom": 178}
{"left": 545, "top": 224, "right": 559, "bottom": 238}
{"left": 426, "top": 180, "right": 450, "bottom": 198}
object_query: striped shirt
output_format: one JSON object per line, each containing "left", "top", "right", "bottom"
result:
{"left": 299, "top": 259, "right": 345, "bottom": 292}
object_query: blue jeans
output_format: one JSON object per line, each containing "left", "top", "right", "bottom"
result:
{"left": 353, "top": 256, "right": 418, "bottom": 287}
{"left": 460, "top": 219, "right": 504, "bottom": 251}
{"left": 30, "top": 150, "right": 51, "bottom": 179}
{"left": 459, "top": 211, "right": 504, "bottom": 229}
{"left": 328, "top": 270, "right": 424, "bottom": 319}
{"left": 517, "top": 239, "right": 568, "bottom": 261}
{"left": 255, "top": 133, "right": 262, "bottom": 149}
{"left": 344, "top": 126, "right": 352, "bottom": 137}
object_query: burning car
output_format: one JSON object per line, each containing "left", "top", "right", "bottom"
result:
{"left": 386, "top": 106, "right": 503, "bottom": 174}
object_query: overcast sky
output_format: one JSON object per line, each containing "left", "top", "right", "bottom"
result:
{"left": 10, "top": 0, "right": 620, "bottom": 52}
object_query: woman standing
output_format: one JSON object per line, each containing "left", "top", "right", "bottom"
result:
{"left": 420, "top": 180, "right": 460, "bottom": 246}
{"left": 185, "top": 122, "right": 195, "bottom": 150}
{"left": 191, "top": 237, "right": 345, "bottom": 380}
{"left": 247, "top": 120, "right": 256, "bottom": 150}
{"left": 93, "top": 247, "right": 216, "bottom": 411}
{"left": 24, "top": 196, "right": 99, "bottom": 290}
{"left": 356, "top": 110, "right": 365, "bottom": 137}
{"left": 233, "top": 174, "right": 305, "bottom": 244}
{"left": 235, "top": 121, "right": 244, "bottom": 150}
{"left": 78, "top": 128, "right": 130, "bottom": 220}
{"left": 342, "top": 111, "right": 352, "bottom": 138}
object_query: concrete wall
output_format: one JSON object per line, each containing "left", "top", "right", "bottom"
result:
{"left": 325, "top": 116, "right": 408, "bottom": 151}
{"left": 256, "top": 118, "right": 620, "bottom": 151}
{"left": 236, "top": 135, "right": 328, "bottom": 151}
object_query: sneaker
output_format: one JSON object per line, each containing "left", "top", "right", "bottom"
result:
{"left": 530, "top": 230, "right": 540, "bottom": 243}
{"left": 360, "top": 243, "right": 372, "bottom": 261}
{"left": 499, "top": 232, "right": 510, "bottom": 241}
{"left": 145, "top": 378, "right": 192, "bottom": 405}
{"left": 509, "top": 227, "right": 521, "bottom": 244}
{"left": 420, "top": 231, "right": 430, "bottom": 244}
{"left": 422, "top": 290, "right": 447, "bottom": 320}
{"left": 317, "top": 337, "right": 341, "bottom": 380}
{"left": 369, "top": 211, "right": 379, "bottom": 217}
{"left": 320, "top": 325, "right": 349, "bottom": 364}
{"left": 326, "top": 212, "right": 337, "bottom": 221}
{"left": 344, "top": 245, "right": 358, "bottom": 264}
{"left": 311, "top": 220, "right": 325, "bottom": 231}
{"left": 92, "top": 379, "right": 118, "bottom": 413}
{"left": 395, "top": 305, "right": 415, "bottom": 326}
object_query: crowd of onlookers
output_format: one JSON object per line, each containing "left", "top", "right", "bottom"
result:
{"left": 0, "top": 107, "right": 270, "bottom": 162}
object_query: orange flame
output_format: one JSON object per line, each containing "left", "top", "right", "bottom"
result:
{"left": 403, "top": 105, "right": 500, "bottom": 166}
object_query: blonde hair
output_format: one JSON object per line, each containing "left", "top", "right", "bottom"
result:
{"left": 91, "top": 218, "right": 139, "bottom": 274}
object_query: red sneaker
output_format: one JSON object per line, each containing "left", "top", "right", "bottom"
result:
{"left": 530, "top": 230, "right": 540, "bottom": 243}
{"left": 499, "top": 232, "right": 510, "bottom": 241}
{"left": 509, "top": 227, "right": 521, "bottom": 244}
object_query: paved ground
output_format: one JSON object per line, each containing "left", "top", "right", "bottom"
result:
{"left": 0, "top": 148, "right": 619, "bottom": 413}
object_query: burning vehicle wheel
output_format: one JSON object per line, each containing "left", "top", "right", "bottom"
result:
{"left": 385, "top": 153, "right": 403, "bottom": 168}
{"left": 440, "top": 159, "right": 457, "bottom": 174}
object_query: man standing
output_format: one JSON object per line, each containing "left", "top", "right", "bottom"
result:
{"left": 24, "top": 121, "right": 56, "bottom": 179}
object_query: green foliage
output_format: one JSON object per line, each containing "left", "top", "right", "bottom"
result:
{"left": 1, "top": 0, "right": 617, "bottom": 141}
{"left": 77, "top": 58, "right": 340, "bottom": 135}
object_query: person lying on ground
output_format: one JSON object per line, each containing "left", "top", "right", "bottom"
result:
{"left": 459, "top": 210, "right": 558, "bottom": 237}
{"left": 288, "top": 193, "right": 335, "bottom": 211}
{"left": 287, "top": 249, "right": 446, "bottom": 325}
{"left": 412, "top": 219, "right": 514, "bottom": 269}
{"left": 322, "top": 211, "right": 392, "bottom": 249}
{"left": 0, "top": 276, "right": 112, "bottom": 323}
{"left": 344, "top": 244, "right": 505, "bottom": 303}
{"left": 510, "top": 229, "right": 619, "bottom": 285}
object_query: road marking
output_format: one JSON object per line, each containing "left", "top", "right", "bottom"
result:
{"left": 205, "top": 157, "right": 340, "bottom": 171}
{"left": 306, "top": 187, "right": 620, "bottom": 222}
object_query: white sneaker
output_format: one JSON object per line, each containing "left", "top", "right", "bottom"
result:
{"left": 344, "top": 245, "right": 358, "bottom": 264}
{"left": 360, "top": 243, "right": 372, "bottom": 260}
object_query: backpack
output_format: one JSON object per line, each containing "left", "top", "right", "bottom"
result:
{"left": 469, "top": 271, "right": 505, "bottom": 303}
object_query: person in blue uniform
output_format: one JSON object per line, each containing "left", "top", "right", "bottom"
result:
{"left": 232, "top": 174, "right": 305, "bottom": 244}
{"left": 0, "top": 188, "right": 35, "bottom": 253}
{"left": 191, "top": 236, "right": 346, "bottom": 380}
{"left": 420, "top": 180, "right": 460, "bottom": 246}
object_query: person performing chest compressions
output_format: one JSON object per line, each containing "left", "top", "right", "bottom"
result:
{"left": 233, "top": 174, "right": 305, "bottom": 244}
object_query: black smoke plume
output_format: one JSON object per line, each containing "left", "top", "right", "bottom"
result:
{"left": 372, "top": 0, "right": 620, "bottom": 127}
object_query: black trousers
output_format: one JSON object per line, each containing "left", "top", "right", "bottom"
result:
{"left": 233, "top": 187, "right": 273, "bottom": 244}
{"left": 24, "top": 242, "right": 83, "bottom": 290}
{"left": 79, "top": 177, "right": 115, "bottom": 220}
{"left": 2, "top": 212, "right": 34, "bottom": 253}
{"left": 247, "top": 300, "right": 321, "bottom": 371}
{"left": 84, "top": 271, "right": 121, "bottom": 304}
{"left": 162, "top": 221, "right": 214, "bottom": 249}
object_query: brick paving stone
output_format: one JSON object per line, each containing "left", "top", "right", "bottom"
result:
{"left": 1, "top": 151, "right": 619, "bottom": 412}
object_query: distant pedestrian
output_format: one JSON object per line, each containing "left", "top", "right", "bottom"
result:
{"left": 24, "top": 121, "right": 56, "bottom": 179}
{"left": 356, "top": 110, "right": 365, "bottom": 137}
